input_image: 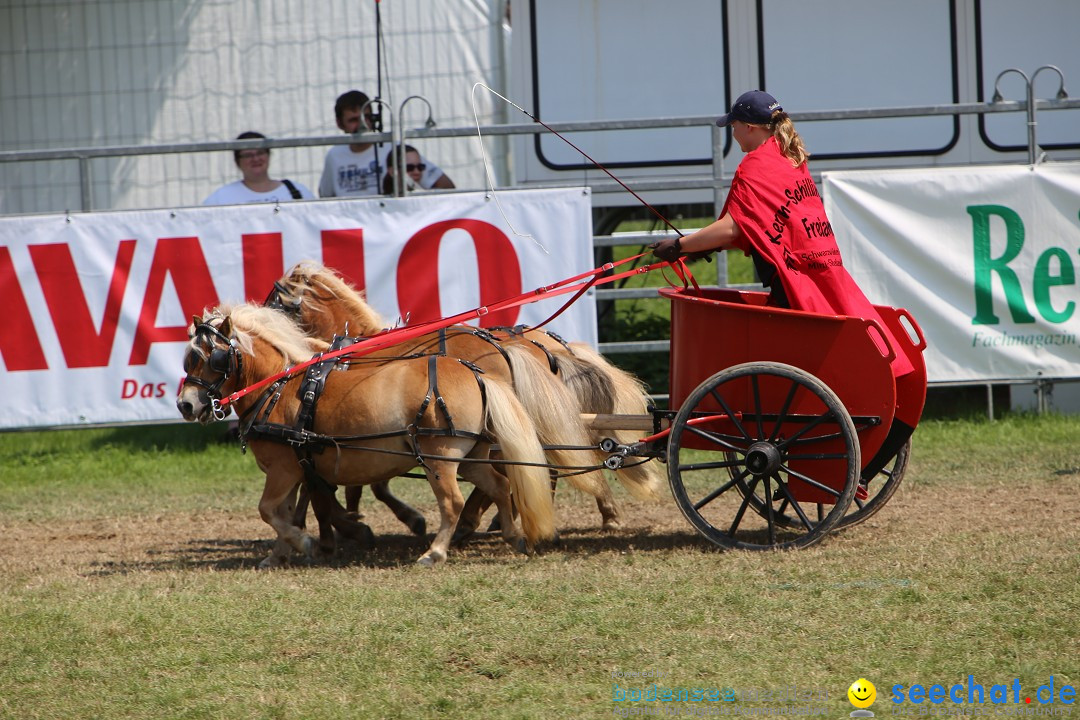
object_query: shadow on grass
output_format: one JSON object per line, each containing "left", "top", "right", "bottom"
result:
{"left": 84, "top": 524, "right": 716, "bottom": 575}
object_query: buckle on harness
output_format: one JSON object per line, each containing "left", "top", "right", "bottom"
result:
{"left": 211, "top": 398, "right": 229, "bottom": 421}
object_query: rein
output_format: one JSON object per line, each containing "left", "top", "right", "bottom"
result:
{"left": 215, "top": 252, "right": 696, "bottom": 412}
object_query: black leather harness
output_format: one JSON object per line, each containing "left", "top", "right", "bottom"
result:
{"left": 241, "top": 336, "right": 490, "bottom": 490}
{"left": 489, "top": 325, "right": 573, "bottom": 375}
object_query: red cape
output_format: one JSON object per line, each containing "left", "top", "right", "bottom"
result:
{"left": 722, "top": 138, "right": 914, "bottom": 376}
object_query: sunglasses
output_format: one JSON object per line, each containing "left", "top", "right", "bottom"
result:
{"left": 404, "top": 163, "right": 426, "bottom": 172}
{"left": 236, "top": 150, "right": 269, "bottom": 160}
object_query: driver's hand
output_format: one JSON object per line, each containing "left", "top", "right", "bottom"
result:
{"left": 650, "top": 236, "right": 682, "bottom": 263}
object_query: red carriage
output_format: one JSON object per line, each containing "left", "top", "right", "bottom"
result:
{"left": 644, "top": 285, "right": 928, "bottom": 550}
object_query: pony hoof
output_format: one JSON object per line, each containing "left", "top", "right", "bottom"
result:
{"left": 359, "top": 524, "right": 376, "bottom": 550}
{"left": 346, "top": 511, "right": 366, "bottom": 521}
{"left": 451, "top": 524, "right": 477, "bottom": 547}
{"left": 408, "top": 515, "right": 427, "bottom": 537}
{"left": 416, "top": 554, "right": 440, "bottom": 567}
{"left": 514, "top": 537, "right": 532, "bottom": 556}
{"left": 601, "top": 519, "right": 623, "bottom": 532}
{"left": 258, "top": 555, "right": 286, "bottom": 570}
{"left": 300, "top": 534, "right": 317, "bottom": 558}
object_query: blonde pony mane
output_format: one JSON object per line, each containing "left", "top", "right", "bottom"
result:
{"left": 282, "top": 261, "right": 386, "bottom": 335}
{"left": 205, "top": 303, "right": 328, "bottom": 364}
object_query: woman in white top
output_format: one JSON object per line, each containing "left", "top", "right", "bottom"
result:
{"left": 203, "top": 131, "right": 315, "bottom": 205}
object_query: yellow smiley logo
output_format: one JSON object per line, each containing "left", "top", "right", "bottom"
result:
{"left": 848, "top": 678, "right": 877, "bottom": 709}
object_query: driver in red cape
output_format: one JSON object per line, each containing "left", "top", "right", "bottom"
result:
{"left": 651, "top": 89, "right": 913, "bottom": 378}
{"left": 651, "top": 89, "right": 915, "bottom": 486}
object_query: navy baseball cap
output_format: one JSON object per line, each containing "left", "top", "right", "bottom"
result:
{"left": 715, "top": 90, "right": 783, "bottom": 127}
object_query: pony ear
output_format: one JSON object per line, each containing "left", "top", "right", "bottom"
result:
{"left": 219, "top": 318, "right": 232, "bottom": 337}
{"left": 189, "top": 315, "right": 201, "bottom": 336}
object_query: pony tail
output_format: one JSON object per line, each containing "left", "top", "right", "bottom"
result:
{"left": 771, "top": 113, "right": 810, "bottom": 167}
{"left": 481, "top": 376, "right": 557, "bottom": 546}
{"left": 502, "top": 345, "right": 608, "bottom": 498}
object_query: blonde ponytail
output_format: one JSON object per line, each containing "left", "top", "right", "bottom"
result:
{"left": 770, "top": 112, "right": 809, "bottom": 167}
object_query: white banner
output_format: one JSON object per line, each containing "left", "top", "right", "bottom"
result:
{"left": 0, "top": 188, "right": 596, "bottom": 429}
{"left": 824, "top": 163, "right": 1080, "bottom": 383}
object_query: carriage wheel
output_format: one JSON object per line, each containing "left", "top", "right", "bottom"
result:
{"left": 834, "top": 437, "right": 910, "bottom": 530}
{"left": 667, "top": 362, "right": 860, "bottom": 551}
{"left": 734, "top": 438, "right": 910, "bottom": 531}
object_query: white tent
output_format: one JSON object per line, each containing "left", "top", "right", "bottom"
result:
{"left": 0, "top": 0, "right": 510, "bottom": 214}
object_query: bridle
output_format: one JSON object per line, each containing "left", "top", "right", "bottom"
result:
{"left": 263, "top": 280, "right": 301, "bottom": 317}
{"left": 182, "top": 321, "right": 243, "bottom": 419}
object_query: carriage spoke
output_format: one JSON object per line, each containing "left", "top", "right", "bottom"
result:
{"left": 710, "top": 389, "right": 754, "bottom": 443}
{"left": 679, "top": 458, "right": 745, "bottom": 472}
{"left": 750, "top": 375, "right": 766, "bottom": 441}
{"left": 780, "top": 465, "right": 844, "bottom": 500}
{"left": 692, "top": 468, "right": 749, "bottom": 511}
{"left": 727, "top": 476, "right": 760, "bottom": 536}
{"left": 684, "top": 423, "right": 749, "bottom": 453}
{"left": 774, "top": 410, "right": 837, "bottom": 452}
{"left": 768, "top": 380, "right": 801, "bottom": 443}
{"left": 771, "top": 474, "right": 815, "bottom": 532}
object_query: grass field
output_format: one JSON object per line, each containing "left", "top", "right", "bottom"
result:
{"left": 1, "top": 414, "right": 1078, "bottom": 720}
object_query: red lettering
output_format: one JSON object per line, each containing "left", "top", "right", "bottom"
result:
{"left": 29, "top": 239, "right": 136, "bottom": 369}
{"left": 242, "top": 233, "right": 284, "bottom": 303}
{"left": 129, "top": 237, "right": 219, "bottom": 365}
{"left": 0, "top": 247, "right": 48, "bottom": 371}
{"left": 121, "top": 379, "right": 169, "bottom": 399}
{"left": 396, "top": 220, "right": 521, "bottom": 328}
{"left": 321, "top": 229, "right": 366, "bottom": 293}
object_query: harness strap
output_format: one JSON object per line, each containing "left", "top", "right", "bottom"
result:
{"left": 541, "top": 329, "right": 573, "bottom": 353}
{"left": 291, "top": 336, "right": 356, "bottom": 489}
{"left": 468, "top": 327, "right": 514, "bottom": 375}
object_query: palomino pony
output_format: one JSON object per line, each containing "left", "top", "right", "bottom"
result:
{"left": 176, "top": 303, "right": 556, "bottom": 567}
{"left": 269, "top": 262, "right": 664, "bottom": 534}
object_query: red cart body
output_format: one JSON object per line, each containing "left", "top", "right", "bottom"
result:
{"left": 661, "top": 286, "right": 927, "bottom": 503}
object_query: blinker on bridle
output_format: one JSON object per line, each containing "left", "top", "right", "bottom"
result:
{"left": 263, "top": 280, "right": 301, "bottom": 316}
{"left": 183, "top": 321, "right": 242, "bottom": 419}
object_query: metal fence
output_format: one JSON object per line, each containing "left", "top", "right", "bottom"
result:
{"left": 4, "top": 96, "right": 1080, "bottom": 412}
{"left": 4, "top": 95, "right": 1080, "bottom": 213}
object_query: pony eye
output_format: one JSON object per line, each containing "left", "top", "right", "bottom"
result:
{"left": 183, "top": 346, "right": 209, "bottom": 373}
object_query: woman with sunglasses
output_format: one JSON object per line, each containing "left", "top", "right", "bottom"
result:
{"left": 203, "top": 131, "right": 315, "bottom": 205}
{"left": 381, "top": 144, "right": 455, "bottom": 195}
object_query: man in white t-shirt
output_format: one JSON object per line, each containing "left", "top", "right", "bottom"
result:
{"left": 204, "top": 131, "right": 315, "bottom": 206}
{"left": 319, "top": 90, "right": 385, "bottom": 197}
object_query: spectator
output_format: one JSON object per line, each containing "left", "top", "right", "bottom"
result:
{"left": 380, "top": 144, "right": 456, "bottom": 195}
{"left": 319, "top": 90, "right": 385, "bottom": 197}
{"left": 203, "top": 132, "right": 314, "bottom": 205}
